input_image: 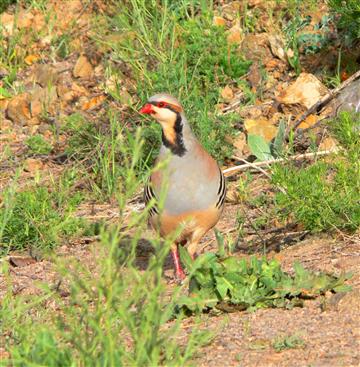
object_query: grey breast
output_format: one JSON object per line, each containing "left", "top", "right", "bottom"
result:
{"left": 159, "top": 149, "right": 222, "bottom": 216}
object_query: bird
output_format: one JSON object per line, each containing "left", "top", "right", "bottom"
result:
{"left": 140, "top": 93, "right": 226, "bottom": 279}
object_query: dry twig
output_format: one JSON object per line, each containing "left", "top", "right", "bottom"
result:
{"left": 223, "top": 149, "right": 337, "bottom": 176}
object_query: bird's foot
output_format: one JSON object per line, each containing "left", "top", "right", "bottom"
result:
{"left": 171, "top": 247, "right": 186, "bottom": 283}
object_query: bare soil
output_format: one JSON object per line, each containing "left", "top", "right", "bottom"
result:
{"left": 1, "top": 196, "right": 359, "bottom": 366}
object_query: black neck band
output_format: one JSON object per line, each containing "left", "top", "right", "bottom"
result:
{"left": 161, "top": 112, "right": 186, "bottom": 157}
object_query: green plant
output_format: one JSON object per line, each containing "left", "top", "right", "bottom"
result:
{"left": 272, "top": 334, "right": 305, "bottom": 352}
{"left": 272, "top": 112, "right": 360, "bottom": 233}
{"left": 0, "top": 175, "right": 85, "bottom": 254}
{"left": 177, "top": 243, "right": 351, "bottom": 314}
{"left": 24, "top": 134, "right": 53, "bottom": 155}
{"left": 63, "top": 111, "right": 150, "bottom": 200}
{"left": 62, "top": 112, "right": 98, "bottom": 159}
{"left": 329, "top": 0, "right": 360, "bottom": 42}
{"left": 248, "top": 120, "right": 286, "bottom": 161}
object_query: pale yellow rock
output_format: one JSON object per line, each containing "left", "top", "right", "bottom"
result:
{"left": 1, "top": 13, "right": 14, "bottom": 36}
{"left": 244, "top": 118, "right": 278, "bottom": 142}
{"left": 319, "top": 137, "right": 339, "bottom": 152}
{"left": 277, "top": 73, "right": 328, "bottom": 109}
{"left": 33, "top": 64, "right": 58, "bottom": 87}
{"left": 30, "top": 85, "right": 58, "bottom": 117}
{"left": 24, "top": 158, "right": 44, "bottom": 173}
{"left": 227, "top": 25, "right": 243, "bottom": 45}
{"left": 298, "top": 114, "right": 318, "bottom": 129}
{"left": 17, "top": 10, "right": 34, "bottom": 28}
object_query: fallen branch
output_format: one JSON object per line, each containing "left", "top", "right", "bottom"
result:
{"left": 287, "top": 69, "right": 360, "bottom": 136}
{"left": 223, "top": 149, "right": 337, "bottom": 176}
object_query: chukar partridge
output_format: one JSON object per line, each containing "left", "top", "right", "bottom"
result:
{"left": 140, "top": 93, "right": 226, "bottom": 279}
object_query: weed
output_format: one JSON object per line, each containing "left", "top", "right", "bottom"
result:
{"left": 177, "top": 246, "right": 351, "bottom": 314}
{"left": 24, "top": 134, "right": 53, "bottom": 155}
{"left": 0, "top": 175, "right": 85, "bottom": 255}
{"left": 272, "top": 334, "right": 305, "bottom": 352}
{"left": 51, "top": 32, "right": 72, "bottom": 59}
{"left": 62, "top": 111, "right": 149, "bottom": 200}
{"left": 272, "top": 112, "right": 360, "bottom": 232}
{"left": 329, "top": 0, "right": 360, "bottom": 42}
{"left": 0, "top": 0, "right": 16, "bottom": 13}
{"left": 62, "top": 112, "right": 98, "bottom": 159}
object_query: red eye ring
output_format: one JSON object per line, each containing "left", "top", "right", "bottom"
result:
{"left": 157, "top": 101, "right": 166, "bottom": 108}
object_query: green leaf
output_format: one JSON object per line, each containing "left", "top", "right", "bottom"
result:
{"left": 0, "top": 87, "right": 12, "bottom": 99}
{"left": 247, "top": 134, "right": 273, "bottom": 161}
{"left": 215, "top": 275, "right": 232, "bottom": 299}
{"left": 179, "top": 246, "right": 193, "bottom": 272}
{"left": 177, "top": 254, "right": 351, "bottom": 315}
{"left": 333, "top": 284, "right": 352, "bottom": 293}
{"left": 272, "top": 119, "right": 286, "bottom": 157}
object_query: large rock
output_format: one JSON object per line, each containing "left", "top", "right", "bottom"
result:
{"left": 73, "top": 55, "right": 94, "bottom": 78}
{"left": 332, "top": 78, "right": 360, "bottom": 116}
{"left": 277, "top": 73, "right": 328, "bottom": 112}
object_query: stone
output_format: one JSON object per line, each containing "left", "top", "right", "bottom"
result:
{"left": 32, "top": 64, "right": 58, "bottom": 87}
{"left": 332, "top": 79, "right": 360, "bottom": 116}
{"left": 6, "top": 93, "right": 31, "bottom": 124}
{"left": 277, "top": 73, "right": 328, "bottom": 110}
{"left": 73, "top": 55, "right": 94, "bottom": 78}
{"left": 30, "top": 85, "right": 58, "bottom": 117}
{"left": 240, "top": 34, "right": 272, "bottom": 64}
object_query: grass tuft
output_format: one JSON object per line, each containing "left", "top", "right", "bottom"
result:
{"left": 0, "top": 175, "right": 85, "bottom": 255}
{"left": 272, "top": 112, "right": 360, "bottom": 232}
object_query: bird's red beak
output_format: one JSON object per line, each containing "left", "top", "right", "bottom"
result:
{"left": 139, "top": 103, "right": 154, "bottom": 114}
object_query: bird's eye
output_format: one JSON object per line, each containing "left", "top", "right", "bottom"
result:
{"left": 157, "top": 102, "right": 165, "bottom": 108}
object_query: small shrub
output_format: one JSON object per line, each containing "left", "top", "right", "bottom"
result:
{"left": 62, "top": 113, "right": 98, "bottom": 159}
{"left": 1, "top": 130, "right": 209, "bottom": 366}
{"left": 107, "top": 3, "right": 251, "bottom": 163}
{"left": 0, "top": 0, "right": 16, "bottom": 13}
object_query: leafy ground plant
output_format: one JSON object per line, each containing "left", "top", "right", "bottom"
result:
{"left": 329, "top": 0, "right": 360, "bottom": 42}
{"left": 272, "top": 334, "right": 305, "bottom": 352}
{"left": 177, "top": 243, "right": 351, "bottom": 314}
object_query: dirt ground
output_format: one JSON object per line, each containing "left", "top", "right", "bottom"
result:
{"left": 1, "top": 195, "right": 359, "bottom": 367}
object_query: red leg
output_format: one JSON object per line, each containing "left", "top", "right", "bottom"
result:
{"left": 171, "top": 246, "right": 185, "bottom": 280}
